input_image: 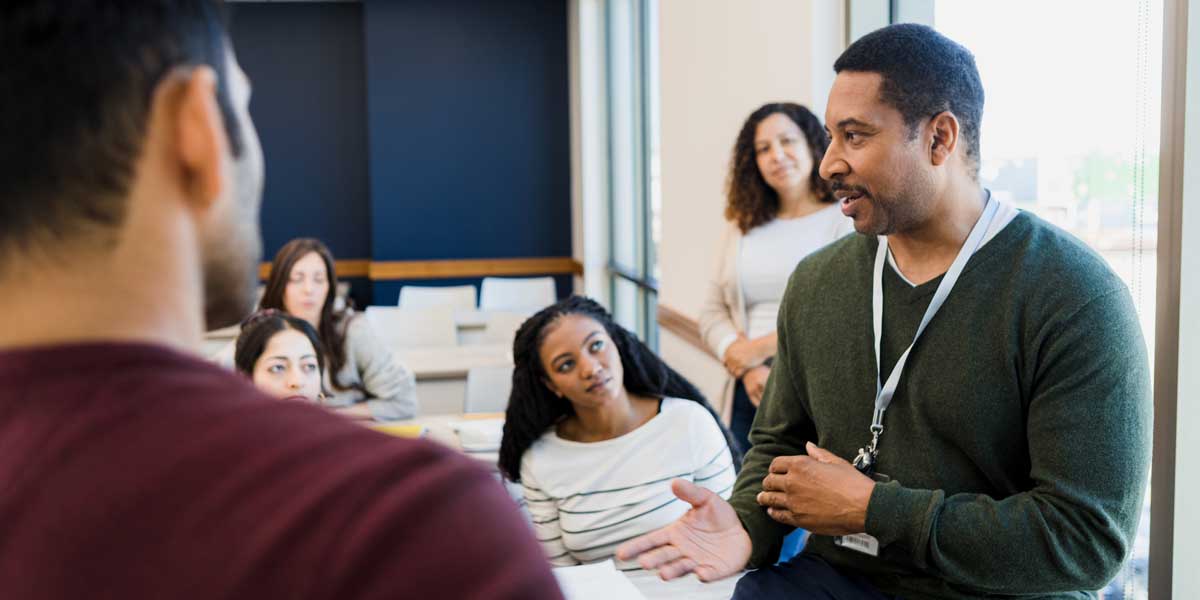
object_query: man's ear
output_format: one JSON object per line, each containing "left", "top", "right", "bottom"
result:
{"left": 165, "top": 65, "right": 226, "bottom": 211}
{"left": 927, "top": 111, "right": 961, "bottom": 167}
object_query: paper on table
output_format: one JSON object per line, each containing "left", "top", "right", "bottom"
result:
{"left": 452, "top": 418, "right": 505, "bottom": 452}
{"left": 553, "top": 560, "right": 647, "bottom": 600}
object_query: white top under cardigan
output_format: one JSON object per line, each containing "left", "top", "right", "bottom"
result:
{"left": 737, "top": 203, "right": 851, "bottom": 344}
{"left": 697, "top": 206, "right": 854, "bottom": 423}
{"left": 519, "top": 397, "right": 736, "bottom": 568}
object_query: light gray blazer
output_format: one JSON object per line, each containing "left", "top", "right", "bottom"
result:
{"left": 322, "top": 312, "right": 419, "bottom": 421}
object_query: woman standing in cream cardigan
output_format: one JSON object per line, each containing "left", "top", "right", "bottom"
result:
{"left": 698, "top": 103, "right": 853, "bottom": 453}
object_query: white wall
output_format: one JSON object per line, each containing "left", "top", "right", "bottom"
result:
{"left": 1154, "top": 0, "right": 1200, "bottom": 595}
{"left": 655, "top": 0, "right": 845, "bottom": 401}
{"left": 657, "top": 0, "right": 844, "bottom": 317}
{"left": 569, "top": 0, "right": 610, "bottom": 300}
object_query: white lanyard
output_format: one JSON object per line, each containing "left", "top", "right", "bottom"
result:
{"left": 868, "top": 194, "right": 999, "bottom": 442}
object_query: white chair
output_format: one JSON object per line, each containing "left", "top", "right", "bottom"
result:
{"left": 481, "top": 311, "right": 529, "bottom": 347}
{"left": 465, "top": 365, "right": 514, "bottom": 413}
{"left": 398, "top": 285, "right": 478, "bottom": 311}
{"left": 479, "top": 277, "right": 556, "bottom": 313}
{"left": 334, "top": 281, "right": 352, "bottom": 311}
{"left": 365, "top": 306, "right": 457, "bottom": 349}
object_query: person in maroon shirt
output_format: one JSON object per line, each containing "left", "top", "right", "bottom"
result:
{"left": 0, "top": 2, "right": 562, "bottom": 599}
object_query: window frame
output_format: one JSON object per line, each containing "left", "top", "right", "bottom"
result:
{"left": 604, "top": 0, "right": 659, "bottom": 348}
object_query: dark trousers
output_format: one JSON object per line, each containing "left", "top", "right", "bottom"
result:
{"left": 731, "top": 379, "right": 755, "bottom": 456}
{"left": 732, "top": 554, "right": 897, "bottom": 600}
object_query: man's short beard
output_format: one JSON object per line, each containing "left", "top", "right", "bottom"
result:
{"left": 201, "top": 157, "right": 262, "bottom": 330}
{"left": 202, "top": 218, "right": 260, "bottom": 330}
{"left": 871, "top": 167, "right": 937, "bottom": 236}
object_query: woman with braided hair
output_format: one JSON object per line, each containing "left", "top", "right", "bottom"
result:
{"left": 499, "top": 296, "right": 737, "bottom": 567}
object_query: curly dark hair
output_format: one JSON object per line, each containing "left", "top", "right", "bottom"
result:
{"left": 726, "top": 102, "right": 834, "bottom": 233}
{"left": 498, "top": 296, "right": 740, "bottom": 482}
{"left": 834, "top": 23, "right": 984, "bottom": 179}
{"left": 259, "top": 238, "right": 356, "bottom": 392}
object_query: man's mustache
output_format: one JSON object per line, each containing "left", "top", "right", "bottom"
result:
{"left": 830, "top": 180, "right": 870, "bottom": 196}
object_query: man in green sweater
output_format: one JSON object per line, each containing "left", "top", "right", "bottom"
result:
{"left": 618, "top": 23, "right": 1150, "bottom": 599}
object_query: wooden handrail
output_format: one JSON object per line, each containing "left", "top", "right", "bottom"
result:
{"left": 656, "top": 303, "right": 717, "bottom": 360}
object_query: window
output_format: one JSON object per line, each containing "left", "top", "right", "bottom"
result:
{"left": 605, "top": 0, "right": 660, "bottom": 347}
{"left": 928, "top": 2, "right": 1162, "bottom": 596}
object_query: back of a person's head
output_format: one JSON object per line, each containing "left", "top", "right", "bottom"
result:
{"left": 0, "top": 0, "right": 243, "bottom": 268}
{"left": 834, "top": 23, "right": 985, "bottom": 178}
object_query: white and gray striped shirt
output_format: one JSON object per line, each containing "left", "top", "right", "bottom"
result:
{"left": 519, "top": 397, "right": 736, "bottom": 568}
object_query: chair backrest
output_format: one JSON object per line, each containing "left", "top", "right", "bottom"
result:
{"left": 334, "top": 281, "right": 352, "bottom": 312}
{"left": 398, "top": 285, "right": 478, "bottom": 311}
{"left": 365, "top": 306, "right": 457, "bottom": 349}
{"left": 481, "top": 311, "right": 529, "bottom": 347}
{"left": 465, "top": 364, "right": 514, "bottom": 413}
{"left": 479, "top": 277, "right": 556, "bottom": 313}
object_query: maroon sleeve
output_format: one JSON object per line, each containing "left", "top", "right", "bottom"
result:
{"left": 0, "top": 344, "right": 561, "bottom": 600}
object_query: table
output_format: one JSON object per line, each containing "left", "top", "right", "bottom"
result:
{"left": 455, "top": 318, "right": 487, "bottom": 345}
{"left": 202, "top": 324, "right": 239, "bottom": 358}
{"left": 395, "top": 344, "right": 511, "bottom": 379}
{"left": 394, "top": 344, "right": 511, "bottom": 415}
{"left": 201, "top": 309, "right": 511, "bottom": 357}
{"left": 387, "top": 412, "right": 500, "bottom": 451}
{"left": 626, "top": 569, "right": 743, "bottom": 599}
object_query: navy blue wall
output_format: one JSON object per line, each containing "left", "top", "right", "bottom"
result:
{"left": 363, "top": 0, "right": 572, "bottom": 267}
{"left": 230, "top": 1, "right": 571, "bottom": 306}
{"left": 230, "top": 3, "right": 371, "bottom": 262}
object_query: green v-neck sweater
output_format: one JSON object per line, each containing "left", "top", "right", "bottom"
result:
{"left": 729, "top": 211, "right": 1151, "bottom": 599}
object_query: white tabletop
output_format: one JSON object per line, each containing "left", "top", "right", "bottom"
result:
{"left": 626, "top": 569, "right": 743, "bottom": 600}
{"left": 395, "top": 344, "right": 511, "bottom": 379}
{"left": 454, "top": 309, "right": 489, "bottom": 329}
{"left": 203, "top": 310, "right": 499, "bottom": 340}
{"left": 381, "top": 413, "right": 501, "bottom": 461}
{"left": 204, "top": 324, "right": 240, "bottom": 340}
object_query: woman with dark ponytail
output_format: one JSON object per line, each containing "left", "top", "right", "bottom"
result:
{"left": 499, "top": 296, "right": 738, "bottom": 567}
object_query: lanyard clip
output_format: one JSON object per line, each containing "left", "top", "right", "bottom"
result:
{"left": 854, "top": 425, "right": 884, "bottom": 476}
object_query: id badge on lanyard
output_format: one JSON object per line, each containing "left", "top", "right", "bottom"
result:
{"left": 839, "top": 193, "right": 999, "bottom": 557}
